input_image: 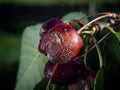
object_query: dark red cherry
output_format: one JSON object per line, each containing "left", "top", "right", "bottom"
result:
{"left": 68, "top": 67, "right": 95, "bottom": 90}
{"left": 40, "top": 18, "right": 63, "bottom": 38}
{"left": 39, "top": 18, "right": 63, "bottom": 54}
{"left": 44, "top": 56, "right": 85, "bottom": 85}
{"left": 39, "top": 23, "right": 83, "bottom": 63}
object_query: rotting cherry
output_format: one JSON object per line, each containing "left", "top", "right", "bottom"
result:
{"left": 39, "top": 23, "right": 83, "bottom": 63}
{"left": 44, "top": 56, "right": 85, "bottom": 85}
{"left": 39, "top": 18, "right": 63, "bottom": 54}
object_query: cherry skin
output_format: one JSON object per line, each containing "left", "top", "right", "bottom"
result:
{"left": 44, "top": 56, "right": 85, "bottom": 85}
{"left": 39, "top": 18, "right": 63, "bottom": 54}
{"left": 40, "top": 18, "right": 63, "bottom": 38}
{"left": 39, "top": 23, "right": 83, "bottom": 63}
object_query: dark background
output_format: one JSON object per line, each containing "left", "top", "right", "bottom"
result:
{"left": 0, "top": 0, "right": 120, "bottom": 90}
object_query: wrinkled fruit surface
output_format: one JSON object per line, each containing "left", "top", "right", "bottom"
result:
{"left": 44, "top": 56, "right": 85, "bottom": 85}
{"left": 39, "top": 18, "right": 63, "bottom": 54}
{"left": 39, "top": 22, "right": 83, "bottom": 63}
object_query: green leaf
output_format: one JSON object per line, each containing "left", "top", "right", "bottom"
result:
{"left": 61, "top": 12, "right": 88, "bottom": 24}
{"left": 94, "top": 67, "right": 120, "bottom": 90}
{"left": 94, "top": 67, "right": 104, "bottom": 90}
{"left": 0, "top": 32, "right": 21, "bottom": 71}
{"left": 104, "top": 31, "right": 120, "bottom": 79}
{"left": 15, "top": 24, "right": 48, "bottom": 90}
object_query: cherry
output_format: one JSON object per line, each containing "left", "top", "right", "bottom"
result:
{"left": 44, "top": 56, "right": 85, "bottom": 85}
{"left": 39, "top": 18, "right": 63, "bottom": 54}
{"left": 68, "top": 67, "right": 95, "bottom": 90}
{"left": 39, "top": 23, "right": 83, "bottom": 63}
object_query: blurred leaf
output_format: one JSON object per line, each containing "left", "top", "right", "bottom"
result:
{"left": 15, "top": 24, "right": 48, "bottom": 90}
{"left": 0, "top": 0, "right": 88, "bottom": 5}
{"left": 94, "top": 67, "right": 103, "bottom": 90}
{"left": 104, "top": 31, "right": 120, "bottom": 79}
{"left": 0, "top": 32, "right": 21, "bottom": 71}
{"left": 0, "top": 0, "right": 119, "bottom": 5}
{"left": 94, "top": 67, "right": 120, "bottom": 90}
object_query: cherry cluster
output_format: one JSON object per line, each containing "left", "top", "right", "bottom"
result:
{"left": 38, "top": 12, "right": 120, "bottom": 89}
{"left": 38, "top": 18, "right": 85, "bottom": 85}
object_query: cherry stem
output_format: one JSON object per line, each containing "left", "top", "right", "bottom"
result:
{"left": 63, "top": 12, "right": 109, "bottom": 25}
{"left": 84, "top": 45, "right": 89, "bottom": 67}
{"left": 81, "top": 32, "right": 110, "bottom": 58}
{"left": 106, "top": 26, "right": 116, "bottom": 34}
{"left": 88, "top": 32, "right": 110, "bottom": 52}
{"left": 106, "top": 26, "right": 120, "bottom": 42}
{"left": 82, "top": 33, "right": 110, "bottom": 67}
{"left": 46, "top": 64, "right": 58, "bottom": 90}
{"left": 77, "top": 14, "right": 113, "bottom": 34}
{"left": 81, "top": 30, "right": 95, "bottom": 35}
{"left": 92, "top": 36, "right": 103, "bottom": 68}
{"left": 79, "top": 12, "right": 109, "bottom": 21}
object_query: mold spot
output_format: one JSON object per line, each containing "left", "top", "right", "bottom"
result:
{"left": 63, "top": 28, "right": 69, "bottom": 32}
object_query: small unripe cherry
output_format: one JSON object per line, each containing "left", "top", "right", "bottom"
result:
{"left": 39, "top": 23, "right": 83, "bottom": 63}
{"left": 44, "top": 56, "right": 85, "bottom": 85}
